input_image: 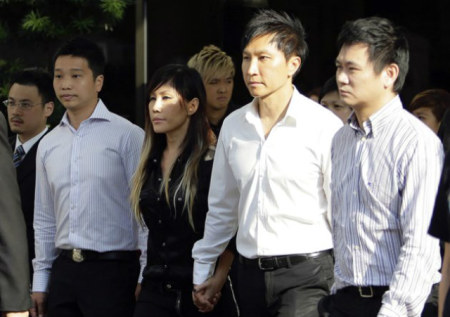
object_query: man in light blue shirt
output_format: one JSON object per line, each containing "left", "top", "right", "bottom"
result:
{"left": 325, "top": 17, "right": 443, "bottom": 317}
{"left": 30, "top": 38, "right": 145, "bottom": 317}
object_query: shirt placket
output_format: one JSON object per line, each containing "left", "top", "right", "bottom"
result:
{"left": 69, "top": 127, "right": 82, "bottom": 243}
{"left": 352, "top": 131, "right": 367, "bottom": 284}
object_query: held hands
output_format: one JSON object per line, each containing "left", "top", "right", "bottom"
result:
{"left": 192, "top": 273, "right": 227, "bottom": 312}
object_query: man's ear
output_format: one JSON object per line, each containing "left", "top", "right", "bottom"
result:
{"left": 382, "top": 63, "right": 399, "bottom": 89}
{"left": 44, "top": 101, "right": 55, "bottom": 118}
{"left": 187, "top": 98, "right": 199, "bottom": 116}
{"left": 288, "top": 56, "right": 301, "bottom": 78}
{"left": 95, "top": 74, "right": 104, "bottom": 93}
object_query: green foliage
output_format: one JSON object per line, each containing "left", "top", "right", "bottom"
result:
{"left": 22, "top": 10, "right": 52, "bottom": 34}
{"left": 0, "top": 0, "right": 133, "bottom": 40}
{"left": 0, "top": 0, "right": 133, "bottom": 118}
{"left": 100, "top": 0, "right": 128, "bottom": 21}
{"left": 71, "top": 16, "right": 96, "bottom": 34}
{"left": 0, "top": 58, "right": 25, "bottom": 100}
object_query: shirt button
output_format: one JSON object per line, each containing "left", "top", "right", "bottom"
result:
{"left": 158, "top": 219, "right": 162, "bottom": 224}
{"left": 158, "top": 177, "right": 162, "bottom": 182}
{"left": 157, "top": 197, "right": 160, "bottom": 202}
{"left": 177, "top": 197, "right": 182, "bottom": 201}
{"left": 162, "top": 242, "right": 166, "bottom": 247}
{"left": 166, "top": 283, "right": 172, "bottom": 289}
{"left": 163, "top": 264, "right": 168, "bottom": 269}
{"left": 361, "top": 136, "right": 366, "bottom": 141}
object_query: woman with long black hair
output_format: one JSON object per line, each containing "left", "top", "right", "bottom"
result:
{"left": 131, "top": 64, "right": 238, "bottom": 317}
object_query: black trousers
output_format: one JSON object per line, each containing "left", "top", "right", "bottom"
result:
{"left": 133, "top": 277, "right": 239, "bottom": 317}
{"left": 47, "top": 254, "right": 140, "bottom": 317}
{"left": 237, "top": 252, "right": 334, "bottom": 317}
{"left": 319, "top": 287, "right": 385, "bottom": 317}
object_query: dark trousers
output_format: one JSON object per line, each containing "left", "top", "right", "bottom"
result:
{"left": 319, "top": 287, "right": 385, "bottom": 317}
{"left": 133, "top": 277, "right": 239, "bottom": 317}
{"left": 47, "top": 254, "right": 140, "bottom": 317}
{"left": 237, "top": 252, "right": 334, "bottom": 317}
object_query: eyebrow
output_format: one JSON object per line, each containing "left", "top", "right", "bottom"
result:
{"left": 8, "top": 97, "right": 32, "bottom": 102}
{"left": 243, "top": 49, "right": 272, "bottom": 55}
{"left": 54, "top": 68, "right": 84, "bottom": 72}
{"left": 335, "top": 59, "right": 360, "bottom": 67}
{"left": 152, "top": 89, "right": 174, "bottom": 95}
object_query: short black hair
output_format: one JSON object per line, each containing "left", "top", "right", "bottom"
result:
{"left": 53, "top": 37, "right": 105, "bottom": 78}
{"left": 10, "top": 68, "right": 55, "bottom": 104}
{"left": 337, "top": 17, "right": 409, "bottom": 93}
{"left": 242, "top": 9, "right": 308, "bottom": 76}
{"left": 318, "top": 76, "right": 338, "bottom": 103}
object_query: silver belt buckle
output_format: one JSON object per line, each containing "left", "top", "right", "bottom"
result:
{"left": 358, "top": 286, "right": 373, "bottom": 298}
{"left": 72, "top": 248, "right": 85, "bottom": 262}
{"left": 258, "top": 257, "right": 275, "bottom": 270}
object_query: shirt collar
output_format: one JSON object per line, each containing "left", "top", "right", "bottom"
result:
{"left": 15, "top": 126, "right": 48, "bottom": 154}
{"left": 60, "top": 99, "right": 112, "bottom": 127}
{"left": 244, "top": 86, "right": 301, "bottom": 127}
{"left": 348, "top": 95, "right": 402, "bottom": 137}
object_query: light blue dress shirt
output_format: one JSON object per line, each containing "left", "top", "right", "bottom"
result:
{"left": 32, "top": 100, "right": 146, "bottom": 292}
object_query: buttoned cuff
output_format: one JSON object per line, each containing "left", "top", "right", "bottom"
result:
{"left": 193, "top": 261, "right": 216, "bottom": 285}
{"left": 32, "top": 270, "right": 51, "bottom": 293}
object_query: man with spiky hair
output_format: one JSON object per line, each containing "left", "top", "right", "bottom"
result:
{"left": 192, "top": 10, "right": 342, "bottom": 317}
{"left": 188, "top": 45, "right": 236, "bottom": 137}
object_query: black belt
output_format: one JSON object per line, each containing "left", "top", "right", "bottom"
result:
{"left": 340, "top": 285, "right": 389, "bottom": 298}
{"left": 59, "top": 249, "right": 139, "bottom": 263}
{"left": 239, "top": 249, "right": 333, "bottom": 271}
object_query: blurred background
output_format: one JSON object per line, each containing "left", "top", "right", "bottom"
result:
{"left": 1, "top": 0, "right": 449, "bottom": 126}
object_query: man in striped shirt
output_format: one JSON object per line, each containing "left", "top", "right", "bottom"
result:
{"left": 325, "top": 17, "right": 443, "bottom": 317}
{"left": 30, "top": 38, "right": 145, "bottom": 317}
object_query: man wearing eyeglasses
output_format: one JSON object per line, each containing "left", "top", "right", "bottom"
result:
{"left": 4, "top": 68, "right": 55, "bottom": 281}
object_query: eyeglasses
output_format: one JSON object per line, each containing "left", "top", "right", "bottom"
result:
{"left": 2, "top": 100, "right": 43, "bottom": 111}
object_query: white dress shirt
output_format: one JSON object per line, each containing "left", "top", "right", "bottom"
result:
{"left": 193, "top": 88, "right": 342, "bottom": 284}
{"left": 32, "top": 100, "right": 146, "bottom": 292}
{"left": 331, "top": 96, "right": 443, "bottom": 317}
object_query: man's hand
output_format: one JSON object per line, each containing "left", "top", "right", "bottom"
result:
{"left": 29, "top": 292, "right": 47, "bottom": 317}
{"left": 135, "top": 283, "right": 142, "bottom": 300}
{"left": 192, "top": 277, "right": 224, "bottom": 313}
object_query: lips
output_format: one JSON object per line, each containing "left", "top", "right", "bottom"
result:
{"left": 247, "top": 81, "right": 263, "bottom": 88}
{"left": 60, "top": 94, "right": 75, "bottom": 101}
{"left": 10, "top": 117, "right": 23, "bottom": 125}
{"left": 339, "top": 89, "right": 351, "bottom": 97}
{"left": 152, "top": 118, "right": 164, "bottom": 124}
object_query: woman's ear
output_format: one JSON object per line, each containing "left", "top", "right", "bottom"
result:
{"left": 187, "top": 98, "right": 199, "bottom": 116}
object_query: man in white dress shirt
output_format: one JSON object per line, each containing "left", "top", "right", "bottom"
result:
{"left": 192, "top": 10, "right": 342, "bottom": 317}
{"left": 324, "top": 17, "right": 443, "bottom": 317}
